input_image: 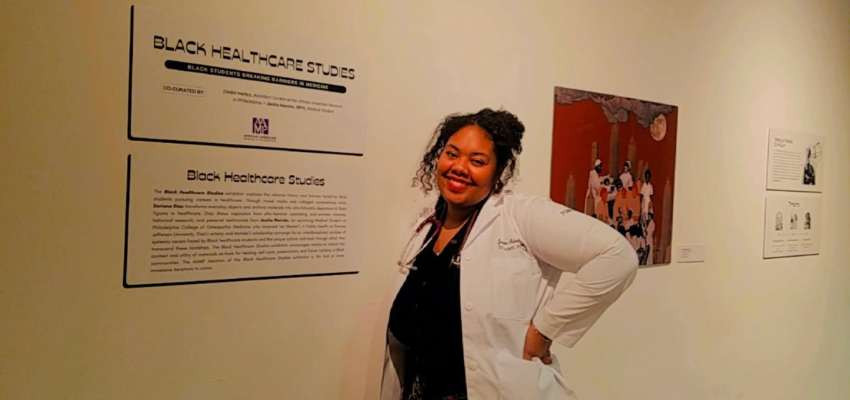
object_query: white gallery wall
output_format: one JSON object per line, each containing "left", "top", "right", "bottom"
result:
{"left": 1, "top": 0, "right": 848, "bottom": 399}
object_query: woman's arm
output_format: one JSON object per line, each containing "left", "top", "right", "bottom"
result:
{"left": 512, "top": 196, "right": 639, "bottom": 348}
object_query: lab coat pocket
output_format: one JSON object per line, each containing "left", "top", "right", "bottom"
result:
{"left": 494, "top": 350, "right": 576, "bottom": 400}
{"left": 490, "top": 258, "right": 538, "bottom": 321}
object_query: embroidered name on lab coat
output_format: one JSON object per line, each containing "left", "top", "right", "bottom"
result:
{"left": 497, "top": 238, "right": 526, "bottom": 252}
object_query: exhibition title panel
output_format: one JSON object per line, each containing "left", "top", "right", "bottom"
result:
{"left": 129, "top": 5, "right": 366, "bottom": 155}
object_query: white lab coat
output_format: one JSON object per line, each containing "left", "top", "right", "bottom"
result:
{"left": 640, "top": 182, "right": 653, "bottom": 219}
{"left": 380, "top": 191, "right": 638, "bottom": 400}
{"left": 619, "top": 171, "right": 633, "bottom": 190}
{"left": 586, "top": 170, "right": 601, "bottom": 203}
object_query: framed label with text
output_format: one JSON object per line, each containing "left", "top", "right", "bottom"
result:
{"left": 766, "top": 129, "right": 824, "bottom": 193}
{"left": 124, "top": 148, "right": 362, "bottom": 287}
{"left": 763, "top": 196, "right": 822, "bottom": 259}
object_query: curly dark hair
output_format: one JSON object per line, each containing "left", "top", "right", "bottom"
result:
{"left": 413, "top": 108, "right": 524, "bottom": 194}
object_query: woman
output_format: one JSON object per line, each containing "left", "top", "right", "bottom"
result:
{"left": 639, "top": 169, "right": 653, "bottom": 226}
{"left": 595, "top": 178, "right": 610, "bottom": 225}
{"left": 382, "top": 109, "right": 638, "bottom": 400}
{"left": 644, "top": 212, "right": 655, "bottom": 265}
{"left": 803, "top": 147, "right": 816, "bottom": 185}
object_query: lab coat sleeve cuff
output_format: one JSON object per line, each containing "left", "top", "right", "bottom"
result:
{"left": 533, "top": 313, "right": 581, "bottom": 348}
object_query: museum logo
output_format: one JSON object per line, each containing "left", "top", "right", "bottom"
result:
{"left": 252, "top": 118, "right": 269, "bottom": 135}
{"left": 244, "top": 117, "right": 277, "bottom": 143}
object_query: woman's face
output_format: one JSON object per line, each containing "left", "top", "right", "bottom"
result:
{"left": 436, "top": 125, "right": 498, "bottom": 210}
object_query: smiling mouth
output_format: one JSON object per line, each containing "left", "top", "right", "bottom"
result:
{"left": 444, "top": 174, "right": 474, "bottom": 188}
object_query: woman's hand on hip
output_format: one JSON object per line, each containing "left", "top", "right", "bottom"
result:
{"left": 523, "top": 324, "right": 553, "bottom": 365}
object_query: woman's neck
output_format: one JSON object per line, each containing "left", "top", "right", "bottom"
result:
{"left": 444, "top": 204, "right": 475, "bottom": 229}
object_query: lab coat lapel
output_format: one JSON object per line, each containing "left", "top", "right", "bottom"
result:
{"left": 404, "top": 215, "right": 433, "bottom": 265}
{"left": 462, "top": 192, "right": 504, "bottom": 250}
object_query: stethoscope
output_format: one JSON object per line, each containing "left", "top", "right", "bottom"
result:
{"left": 397, "top": 201, "right": 482, "bottom": 271}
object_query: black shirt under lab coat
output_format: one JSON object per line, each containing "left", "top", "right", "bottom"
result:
{"left": 388, "top": 218, "right": 470, "bottom": 399}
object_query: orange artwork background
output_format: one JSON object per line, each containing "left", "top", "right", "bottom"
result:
{"left": 549, "top": 87, "right": 678, "bottom": 265}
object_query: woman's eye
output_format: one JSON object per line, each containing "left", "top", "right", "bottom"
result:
{"left": 446, "top": 152, "right": 457, "bottom": 158}
{"left": 471, "top": 159, "right": 484, "bottom": 166}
